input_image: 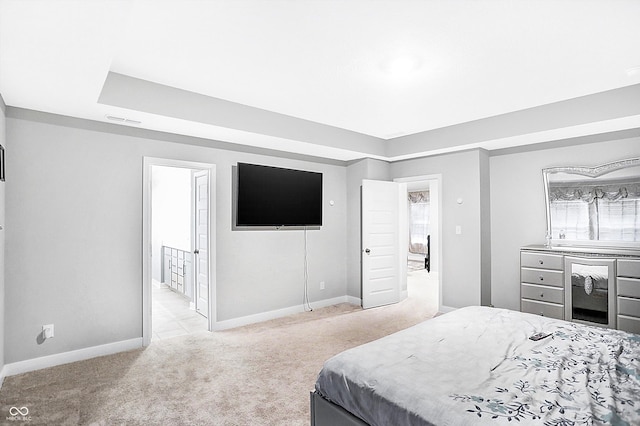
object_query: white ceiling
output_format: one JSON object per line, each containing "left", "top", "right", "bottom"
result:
{"left": 1, "top": 0, "right": 640, "bottom": 161}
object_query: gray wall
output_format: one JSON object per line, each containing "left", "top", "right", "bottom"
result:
{"left": 479, "top": 149, "right": 491, "bottom": 306}
{"left": 5, "top": 112, "right": 347, "bottom": 364}
{"left": 0, "top": 94, "right": 6, "bottom": 372}
{"left": 390, "top": 149, "right": 490, "bottom": 309}
{"left": 489, "top": 136, "right": 640, "bottom": 311}
{"left": 4, "top": 102, "right": 639, "bottom": 366}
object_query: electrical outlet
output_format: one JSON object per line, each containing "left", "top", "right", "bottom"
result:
{"left": 43, "top": 324, "right": 54, "bottom": 339}
{"left": 320, "top": 281, "right": 325, "bottom": 290}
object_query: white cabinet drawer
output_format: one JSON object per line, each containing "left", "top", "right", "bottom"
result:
{"left": 521, "top": 283, "right": 564, "bottom": 304}
{"left": 521, "top": 299, "right": 564, "bottom": 320}
{"left": 521, "top": 252, "right": 564, "bottom": 270}
{"left": 618, "top": 315, "right": 640, "bottom": 334}
{"left": 618, "top": 259, "right": 640, "bottom": 279}
{"left": 617, "top": 296, "right": 640, "bottom": 317}
{"left": 618, "top": 277, "right": 640, "bottom": 299}
{"left": 521, "top": 268, "right": 564, "bottom": 287}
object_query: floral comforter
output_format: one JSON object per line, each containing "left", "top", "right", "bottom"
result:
{"left": 315, "top": 306, "right": 640, "bottom": 425}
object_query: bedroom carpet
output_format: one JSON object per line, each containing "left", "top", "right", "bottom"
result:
{"left": 0, "top": 296, "right": 437, "bottom": 425}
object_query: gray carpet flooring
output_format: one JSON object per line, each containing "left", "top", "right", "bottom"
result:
{"left": 1, "top": 296, "right": 437, "bottom": 425}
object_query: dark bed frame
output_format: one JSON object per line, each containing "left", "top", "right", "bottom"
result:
{"left": 310, "top": 391, "right": 369, "bottom": 426}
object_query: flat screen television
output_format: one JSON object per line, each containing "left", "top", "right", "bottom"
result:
{"left": 236, "top": 163, "right": 323, "bottom": 227}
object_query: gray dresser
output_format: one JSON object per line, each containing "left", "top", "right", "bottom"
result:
{"left": 520, "top": 250, "right": 565, "bottom": 320}
{"left": 617, "top": 259, "right": 640, "bottom": 334}
{"left": 520, "top": 245, "right": 640, "bottom": 333}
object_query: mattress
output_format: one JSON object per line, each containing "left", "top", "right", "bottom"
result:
{"left": 314, "top": 306, "right": 640, "bottom": 426}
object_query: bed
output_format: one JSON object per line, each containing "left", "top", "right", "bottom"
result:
{"left": 311, "top": 306, "right": 640, "bottom": 425}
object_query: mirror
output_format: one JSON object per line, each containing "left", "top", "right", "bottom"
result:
{"left": 565, "top": 257, "right": 616, "bottom": 328}
{"left": 570, "top": 263, "right": 609, "bottom": 324}
{"left": 543, "top": 157, "right": 640, "bottom": 248}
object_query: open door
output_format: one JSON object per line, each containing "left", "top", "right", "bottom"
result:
{"left": 193, "top": 170, "right": 209, "bottom": 318}
{"left": 362, "top": 179, "right": 407, "bottom": 309}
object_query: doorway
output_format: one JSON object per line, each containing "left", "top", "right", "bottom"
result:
{"left": 394, "top": 175, "right": 442, "bottom": 312}
{"left": 142, "top": 158, "right": 216, "bottom": 346}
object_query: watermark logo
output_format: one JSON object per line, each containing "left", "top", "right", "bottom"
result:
{"left": 7, "top": 406, "right": 31, "bottom": 422}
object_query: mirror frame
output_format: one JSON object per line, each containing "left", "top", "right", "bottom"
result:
{"left": 542, "top": 157, "right": 640, "bottom": 249}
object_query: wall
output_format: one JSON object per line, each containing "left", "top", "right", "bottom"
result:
{"left": 490, "top": 136, "right": 640, "bottom": 311}
{"left": 479, "top": 149, "right": 491, "bottom": 306}
{"left": 0, "top": 94, "right": 6, "bottom": 375}
{"left": 390, "top": 149, "right": 490, "bottom": 309}
{"left": 6, "top": 103, "right": 637, "bottom": 367}
{"left": 5, "top": 111, "right": 347, "bottom": 364}
{"left": 346, "top": 158, "right": 390, "bottom": 299}
{"left": 151, "top": 165, "right": 193, "bottom": 282}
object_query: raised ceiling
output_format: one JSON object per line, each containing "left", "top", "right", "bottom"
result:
{"left": 1, "top": 0, "right": 640, "bottom": 161}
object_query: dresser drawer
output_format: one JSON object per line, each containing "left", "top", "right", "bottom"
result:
{"left": 521, "top": 252, "right": 564, "bottom": 270}
{"left": 618, "top": 277, "right": 640, "bottom": 299}
{"left": 521, "top": 283, "right": 564, "bottom": 304}
{"left": 617, "top": 296, "right": 640, "bottom": 317}
{"left": 618, "top": 259, "right": 640, "bottom": 279}
{"left": 618, "top": 315, "right": 640, "bottom": 334}
{"left": 521, "top": 268, "right": 564, "bottom": 287}
{"left": 521, "top": 299, "right": 564, "bottom": 320}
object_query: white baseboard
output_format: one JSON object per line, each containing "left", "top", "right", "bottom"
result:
{"left": 0, "top": 364, "right": 7, "bottom": 389}
{"left": 212, "top": 296, "right": 359, "bottom": 331}
{"left": 346, "top": 295, "right": 361, "bottom": 306}
{"left": 0, "top": 338, "right": 143, "bottom": 386}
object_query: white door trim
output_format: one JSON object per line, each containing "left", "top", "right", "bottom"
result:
{"left": 142, "top": 157, "right": 216, "bottom": 346}
{"left": 394, "top": 174, "right": 443, "bottom": 313}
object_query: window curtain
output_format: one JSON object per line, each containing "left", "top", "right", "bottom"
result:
{"left": 549, "top": 179, "right": 640, "bottom": 242}
{"left": 408, "top": 190, "right": 430, "bottom": 254}
{"left": 599, "top": 198, "right": 640, "bottom": 241}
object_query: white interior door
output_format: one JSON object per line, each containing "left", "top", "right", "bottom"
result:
{"left": 194, "top": 171, "right": 209, "bottom": 318}
{"left": 362, "top": 179, "right": 406, "bottom": 309}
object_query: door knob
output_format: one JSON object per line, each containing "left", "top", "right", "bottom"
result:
{"left": 194, "top": 249, "right": 200, "bottom": 254}
{"left": 365, "top": 248, "right": 371, "bottom": 254}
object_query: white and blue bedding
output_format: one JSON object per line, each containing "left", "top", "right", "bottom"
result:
{"left": 315, "top": 306, "right": 640, "bottom": 425}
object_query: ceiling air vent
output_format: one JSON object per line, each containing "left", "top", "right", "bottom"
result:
{"left": 106, "top": 115, "right": 141, "bottom": 125}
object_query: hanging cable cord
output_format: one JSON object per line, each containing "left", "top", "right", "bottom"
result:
{"left": 303, "top": 226, "right": 313, "bottom": 311}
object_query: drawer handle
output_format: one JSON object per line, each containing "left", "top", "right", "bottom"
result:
{"left": 540, "top": 312, "right": 545, "bottom": 316}
{"left": 539, "top": 259, "right": 544, "bottom": 265}
{"left": 539, "top": 275, "right": 544, "bottom": 281}
{"left": 540, "top": 293, "right": 544, "bottom": 298}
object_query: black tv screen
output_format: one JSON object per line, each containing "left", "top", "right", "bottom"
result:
{"left": 236, "top": 163, "right": 323, "bottom": 227}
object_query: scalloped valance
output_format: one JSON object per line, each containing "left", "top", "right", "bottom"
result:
{"left": 408, "top": 190, "right": 429, "bottom": 203}
{"left": 548, "top": 179, "right": 640, "bottom": 204}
